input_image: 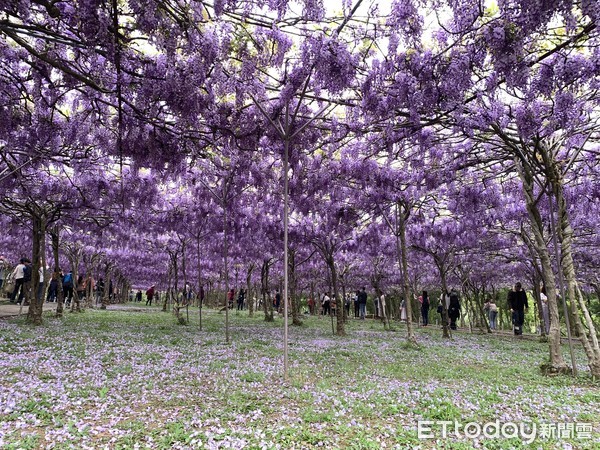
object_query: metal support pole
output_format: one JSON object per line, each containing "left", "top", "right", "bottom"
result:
{"left": 283, "top": 108, "right": 290, "bottom": 381}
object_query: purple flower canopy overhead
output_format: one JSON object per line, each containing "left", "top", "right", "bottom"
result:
{"left": 1, "top": 0, "right": 599, "bottom": 370}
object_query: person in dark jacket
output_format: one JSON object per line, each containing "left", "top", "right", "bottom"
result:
{"left": 62, "top": 270, "right": 74, "bottom": 305}
{"left": 46, "top": 271, "right": 59, "bottom": 302}
{"left": 508, "top": 282, "right": 529, "bottom": 335}
{"left": 358, "top": 287, "right": 368, "bottom": 320}
{"left": 421, "top": 290, "right": 430, "bottom": 326}
{"left": 237, "top": 289, "right": 245, "bottom": 310}
{"left": 448, "top": 289, "right": 461, "bottom": 330}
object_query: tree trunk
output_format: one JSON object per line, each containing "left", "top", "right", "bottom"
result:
{"left": 310, "top": 282, "right": 315, "bottom": 316}
{"left": 554, "top": 178, "right": 600, "bottom": 376}
{"left": 327, "top": 255, "right": 345, "bottom": 336}
{"left": 515, "top": 157, "right": 568, "bottom": 373}
{"left": 197, "top": 234, "right": 203, "bottom": 329}
{"left": 261, "top": 259, "right": 274, "bottom": 322}
{"left": 531, "top": 273, "right": 546, "bottom": 338}
{"left": 246, "top": 263, "right": 254, "bottom": 318}
{"left": 438, "top": 260, "right": 451, "bottom": 339}
{"left": 341, "top": 276, "right": 347, "bottom": 324}
{"left": 289, "top": 249, "right": 302, "bottom": 326}
{"left": 85, "top": 260, "right": 94, "bottom": 309}
{"left": 222, "top": 204, "right": 230, "bottom": 343}
{"left": 40, "top": 219, "right": 48, "bottom": 313}
{"left": 101, "top": 269, "right": 111, "bottom": 310}
{"left": 69, "top": 249, "right": 82, "bottom": 313}
{"left": 397, "top": 205, "right": 417, "bottom": 344}
{"left": 52, "top": 228, "right": 65, "bottom": 318}
{"left": 27, "top": 214, "right": 44, "bottom": 325}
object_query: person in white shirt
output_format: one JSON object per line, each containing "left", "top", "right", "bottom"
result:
{"left": 36, "top": 264, "right": 46, "bottom": 301}
{"left": 484, "top": 297, "right": 498, "bottom": 330}
{"left": 10, "top": 258, "right": 28, "bottom": 304}
{"left": 322, "top": 292, "right": 331, "bottom": 316}
{"left": 540, "top": 285, "right": 550, "bottom": 334}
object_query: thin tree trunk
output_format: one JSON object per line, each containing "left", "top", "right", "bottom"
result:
{"left": 71, "top": 254, "right": 81, "bottom": 313}
{"left": 261, "top": 259, "right": 274, "bottom": 322}
{"left": 52, "top": 228, "right": 65, "bottom": 318}
{"left": 289, "top": 249, "right": 302, "bottom": 326}
{"left": 40, "top": 218, "right": 48, "bottom": 313}
{"left": 397, "top": 205, "right": 417, "bottom": 344}
{"left": 438, "top": 263, "right": 451, "bottom": 339}
{"left": 223, "top": 203, "right": 230, "bottom": 343}
{"left": 246, "top": 263, "right": 254, "bottom": 318}
{"left": 197, "top": 234, "right": 203, "bottom": 330}
{"left": 327, "top": 255, "right": 345, "bottom": 336}
{"left": 102, "top": 269, "right": 111, "bottom": 310}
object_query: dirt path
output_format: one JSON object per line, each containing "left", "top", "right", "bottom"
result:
{"left": 0, "top": 299, "right": 58, "bottom": 319}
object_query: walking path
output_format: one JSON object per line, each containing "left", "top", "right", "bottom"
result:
{"left": 0, "top": 299, "right": 57, "bottom": 318}
{"left": 0, "top": 301, "right": 579, "bottom": 345}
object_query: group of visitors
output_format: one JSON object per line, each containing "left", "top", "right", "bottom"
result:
{"left": 4, "top": 257, "right": 33, "bottom": 304}
{"left": 0, "top": 254, "right": 535, "bottom": 337}
{"left": 49, "top": 271, "right": 107, "bottom": 306}
{"left": 133, "top": 286, "right": 156, "bottom": 305}
{"left": 0, "top": 255, "right": 118, "bottom": 306}
{"left": 222, "top": 288, "right": 247, "bottom": 310}
{"left": 435, "top": 289, "right": 462, "bottom": 330}
{"left": 306, "top": 288, "right": 367, "bottom": 318}
{"left": 485, "top": 282, "right": 530, "bottom": 335}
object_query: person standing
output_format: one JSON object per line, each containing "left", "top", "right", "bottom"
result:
{"left": 135, "top": 290, "right": 142, "bottom": 302}
{"left": 484, "top": 297, "right": 498, "bottom": 330}
{"left": 198, "top": 285, "right": 205, "bottom": 308}
{"left": 321, "top": 292, "right": 331, "bottom": 316}
{"left": 420, "top": 291, "right": 430, "bottom": 326}
{"left": 184, "top": 283, "right": 192, "bottom": 305}
{"left": 344, "top": 294, "right": 351, "bottom": 317}
{"left": 508, "top": 282, "right": 528, "bottom": 335}
{"left": 274, "top": 290, "right": 281, "bottom": 312}
{"left": 237, "top": 289, "right": 245, "bottom": 310}
{"left": 36, "top": 263, "right": 45, "bottom": 302}
{"left": 146, "top": 285, "right": 155, "bottom": 306}
{"left": 400, "top": 297, "right": 407, "bottom": 322}
{"left": 76, "top": 274, "right": 87, "bottom": 303}
{"left": 448, "top": 289, "right": 461, "bottom": 330}
{"left": 47, "top": 271, "right": 59, "bottom": 302}
{"left": 10, "top": 258, "right": 28, "bottom": 304}
{"left": 358, "top": 287, "right": 367, "bottom": 320}
{"left": 62, "top": 270, "right": 74, "bottom": 306}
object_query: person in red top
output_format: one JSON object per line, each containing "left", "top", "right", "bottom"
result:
{"left": 146, "top": 285, "right": 155, "bottom": 306}
{"left": 227, "top": 288, "right": 235, "bottom": 309}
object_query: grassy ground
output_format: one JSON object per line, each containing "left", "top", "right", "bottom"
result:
{"left": 0, "top": 306, "right": 598, "bottom": 449}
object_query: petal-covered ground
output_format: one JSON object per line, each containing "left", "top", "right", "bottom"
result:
{"left": 0, "top": 308, "right": 598, "bottom": 449}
